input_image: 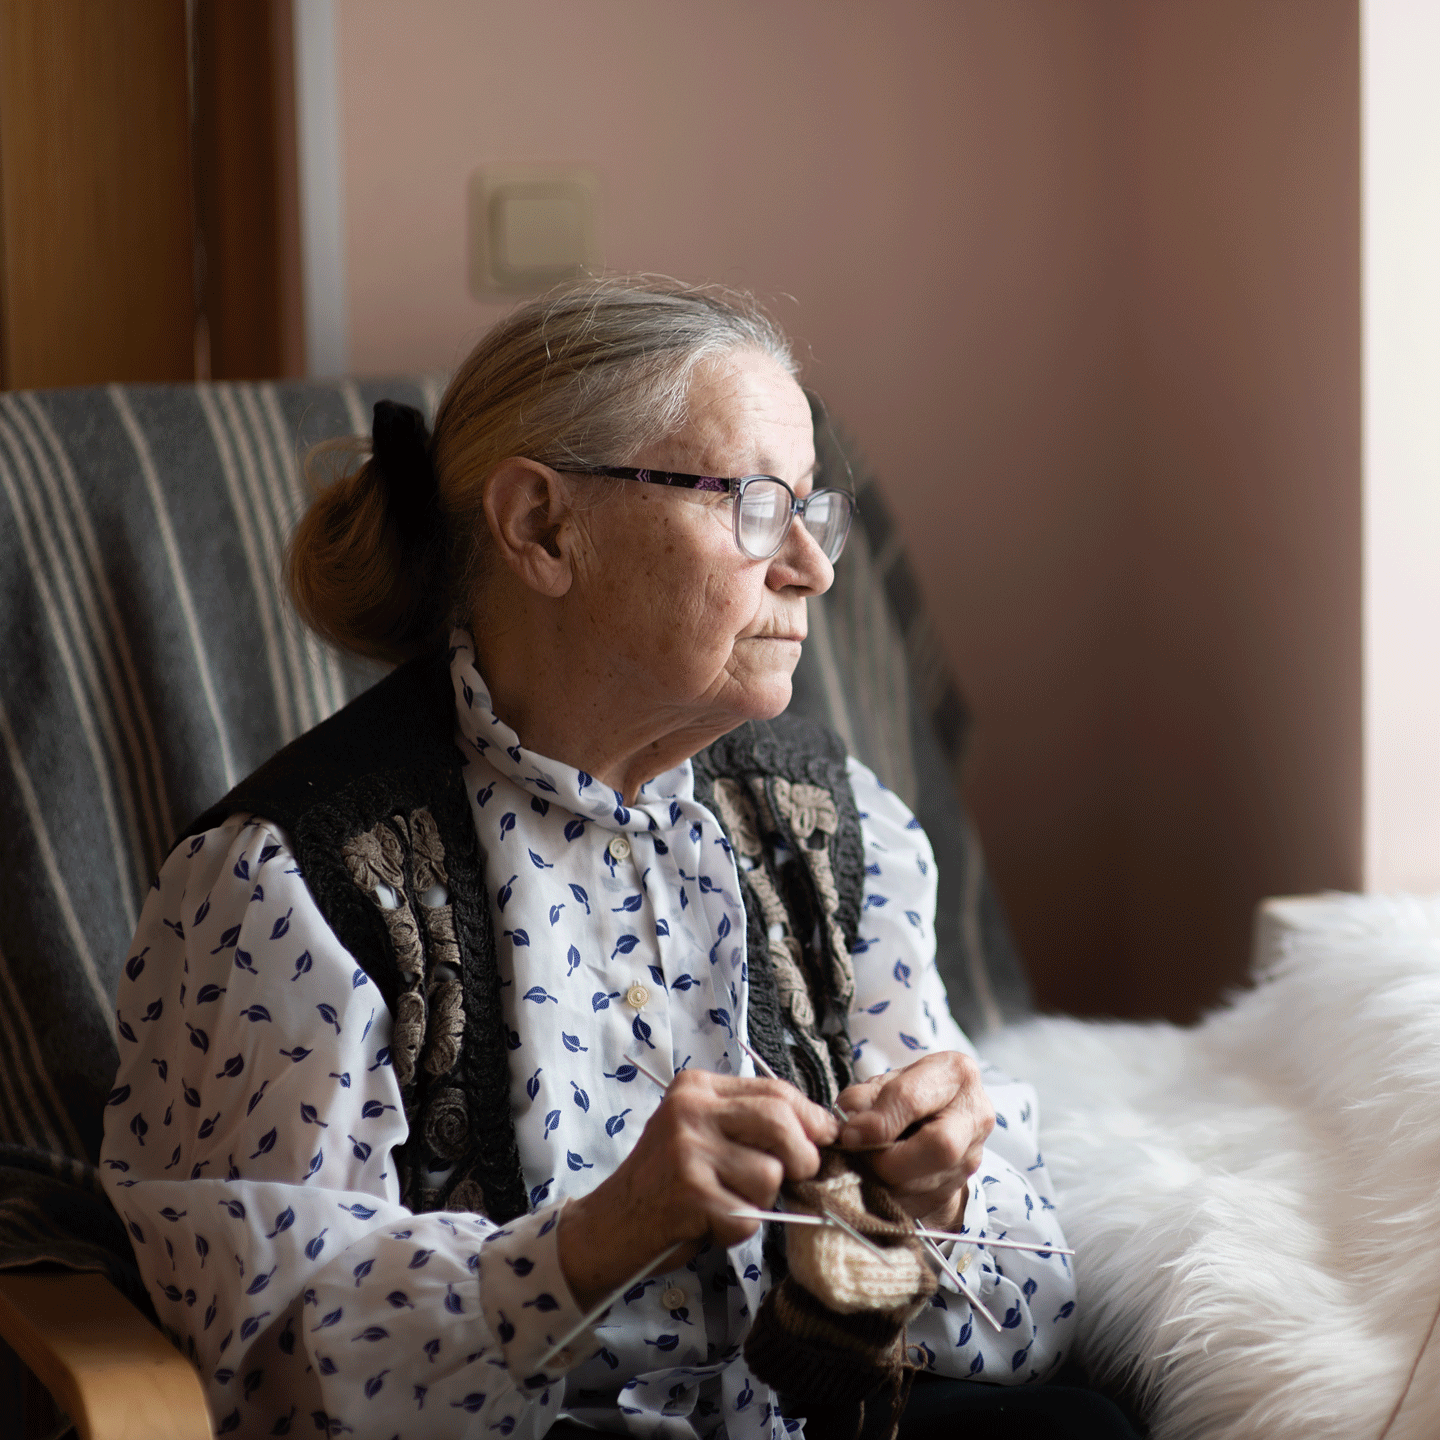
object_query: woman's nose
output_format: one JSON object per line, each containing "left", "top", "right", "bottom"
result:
{"left": 767, "top": 516, "right": 835, "bottom": 596}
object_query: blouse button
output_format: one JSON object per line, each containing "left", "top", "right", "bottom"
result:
{"left": 661, "top": 1286, "right": 687, "bottom": 1310}
{"left": 608, "top": 835, "right": 632, "bottom": 862}
{"left": 625, "top": 983, "right": 650, "bottom": 1010}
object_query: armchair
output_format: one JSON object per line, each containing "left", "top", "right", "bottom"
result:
{"left": 0, "top": 377, "right": 1029, "bottom": 1436}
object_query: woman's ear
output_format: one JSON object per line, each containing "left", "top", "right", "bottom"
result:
{"left": 482, "top": 458, "right": 576, "bottom": 598}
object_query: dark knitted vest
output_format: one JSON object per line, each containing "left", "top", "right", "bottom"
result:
{"left": 183, "top": 651, "right": 865, "bottom": 1224}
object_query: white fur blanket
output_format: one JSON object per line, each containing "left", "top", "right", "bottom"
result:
{"left": 980, "top": 894, "right": 1440, "bottom": 1440}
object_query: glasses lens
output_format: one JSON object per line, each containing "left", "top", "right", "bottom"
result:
{"left": 801, "top": 489, "right": 854, "bottom": 563}
{"left": 735, "top": 478, "right": 790, "bottom": 559}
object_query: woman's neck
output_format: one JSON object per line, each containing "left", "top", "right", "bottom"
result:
{"left": 471, "top": 617, "right": 744, "bottom": 805}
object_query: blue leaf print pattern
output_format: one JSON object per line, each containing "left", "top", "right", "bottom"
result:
{"left": 265, "top": 1207, "right": 295, "bottom": 1239}
{"left": 100, "top": 650, "right": 1075, "bottom": 1440}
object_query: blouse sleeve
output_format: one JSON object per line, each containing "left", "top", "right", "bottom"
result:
{"left": 101, "top": 816, "right": 598, "bottom": 1439}
{"left": 844, "top": 758, "right": 1078, "bottom": 1384}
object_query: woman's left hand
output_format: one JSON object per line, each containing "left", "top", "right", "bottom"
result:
{"left": 835, "top": 1051, "right": 995, "bottom": 1231}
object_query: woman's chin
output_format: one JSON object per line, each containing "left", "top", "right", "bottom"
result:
{"left": 729, "top": 671, "right": 796, "bottom": 724}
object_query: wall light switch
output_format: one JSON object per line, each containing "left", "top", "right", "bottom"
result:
{"left": 469, "top": 166, "right": 600, "bottom": 296}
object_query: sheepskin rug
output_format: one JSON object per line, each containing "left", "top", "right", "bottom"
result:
{"left": 979, "top": 893, "right": 1440, "bottom": 1440}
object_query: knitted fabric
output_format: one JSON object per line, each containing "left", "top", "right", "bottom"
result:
{"left": 179, "top": 653, "right": 867, "bottom": 1220}
{"left": 181, "top": 650, "right": 529, "bottom": 1223}
{"left": 744, "top": 1151, "right": 936, "bottom": 1438}
{"left": 693, "top": 719, "right": 866, "bottom": 1107}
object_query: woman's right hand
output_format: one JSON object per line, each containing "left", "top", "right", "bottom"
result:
{"left": 556, "top": 1068, "right": 840, "bottom": 1310}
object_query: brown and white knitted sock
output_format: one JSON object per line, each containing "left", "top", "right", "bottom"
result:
{"left": 743, "top": 1150, "right": 936, "bottom": 1439}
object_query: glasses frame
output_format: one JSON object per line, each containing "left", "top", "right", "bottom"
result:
{"left": 560, "top": 465, "right": 855, "bottom": 563}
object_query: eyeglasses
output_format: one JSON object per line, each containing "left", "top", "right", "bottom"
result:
{"left": 562, "top": 465, "right": 855, "bottom": 564}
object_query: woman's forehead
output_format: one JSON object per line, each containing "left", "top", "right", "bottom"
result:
{"left": 659, "top": 350, "right": 814, "bottom": 479}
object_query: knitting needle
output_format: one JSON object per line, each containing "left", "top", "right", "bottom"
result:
{"left": 724, "top": 1198, "right": 889, "bottom": 1263}
{"left": 921, "top": 1227, "right": 1075, "bottom": 1257}
{"left": 489, "top": 1238, "right": 687, "bottom": 1407}
{"left": 622, "top": 1052, "right": 673, "bottom": 1093}
{"left": 736, "top": 1037, "right": 942, "bottom": 1150}
{"left": 737, "top": 1036, "right": 851, "bottom": 1126}
{"left": 938, "top": 1254, "right": 1003, "bottom": 1331}
{"left": 618, "top": 1054, "right": 883, "bottom": 1263}
{"left": 916, "top": 1229, "right": 1001, "bottom": 1331}
{"left": 724, "top": 1207, "right": 1073, "bottom": 1257}
{"left": 723, "top": 1205, "right": 1001, "bottom": 1332}
{"left": 818, "top": 1203, "right": 890, "bottom": 1262}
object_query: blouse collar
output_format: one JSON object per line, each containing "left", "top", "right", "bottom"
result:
{"left": 448, "top": 628, "right": 694, "bottom": 834}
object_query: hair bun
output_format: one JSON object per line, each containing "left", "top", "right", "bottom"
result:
{"left": 371, "top": 400, "right": 437, "bottom": 545}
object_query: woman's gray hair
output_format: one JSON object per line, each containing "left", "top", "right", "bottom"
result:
{"left": 287, "top": 276, "right": 800, "bottom": 663}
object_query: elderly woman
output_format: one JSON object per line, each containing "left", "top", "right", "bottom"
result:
{"left": 102, "top": 281, "right": 1104, "bottom": 1439}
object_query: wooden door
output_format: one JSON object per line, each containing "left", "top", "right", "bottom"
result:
{"left": 0, "top": 0, "right": 299, "bottom": 390}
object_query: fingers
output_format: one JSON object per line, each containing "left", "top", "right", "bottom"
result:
{"left": 837, "top": 1051, "right": 987, "bottom": 1148}
{"left": 835, "top": 1052, "right": 994, "bottom": 1226}
{"left": 558, "top": 1070, "right": 841, "bottom": 1305}
{"left": 668, "top": 1067, "right": 841, "bottom": 1156}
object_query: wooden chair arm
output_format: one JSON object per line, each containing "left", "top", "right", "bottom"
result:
{"left": 0, "top": 1272, "right": 211, "bottom": 1440}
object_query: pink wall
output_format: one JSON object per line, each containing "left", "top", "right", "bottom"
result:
{"left": 1123, "top": 0, "right": 1362, "bottom": 1019}
{"left": 336, "top": 0, "right": 1363, "bottom": 1022}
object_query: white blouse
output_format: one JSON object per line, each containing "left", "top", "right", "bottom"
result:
{"left": 101, "top": 632, "right": 1075, "bottom": 1439}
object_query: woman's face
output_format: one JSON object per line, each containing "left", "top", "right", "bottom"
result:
{"left": 565, "top": 347, "right": 832, "bottom": 746}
